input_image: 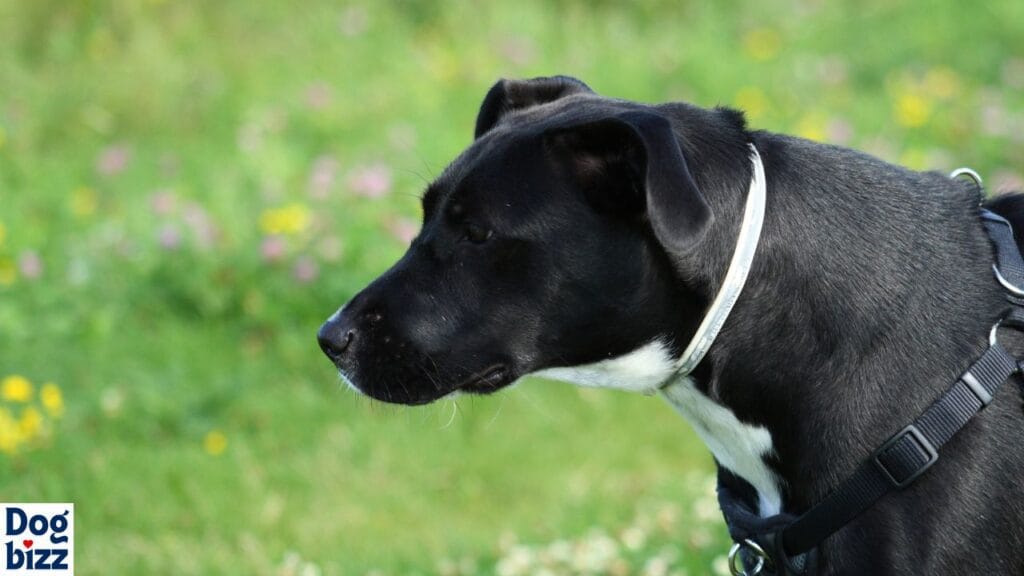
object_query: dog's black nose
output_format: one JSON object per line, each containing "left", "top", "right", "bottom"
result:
{"left": 318, "top": 316, "right": 355, "bottom": 360}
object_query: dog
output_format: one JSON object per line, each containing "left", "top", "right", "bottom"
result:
{"left": 317, "top": 76, "right": 1024, "bottom": 574}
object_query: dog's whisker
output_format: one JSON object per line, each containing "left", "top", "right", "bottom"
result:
{"left": 484, "top": 394, "right": 505, "bottom": 429}
{"left": 439, "top": 398, "right": 459, "bottom": 429}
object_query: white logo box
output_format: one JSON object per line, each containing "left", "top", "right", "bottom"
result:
{"left": 0, "top": 503, "right": 74, "bottom": 575}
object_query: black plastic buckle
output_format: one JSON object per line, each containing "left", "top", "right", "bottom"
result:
{"left": 872, "top": 424, "right": 938, "bottom": 489}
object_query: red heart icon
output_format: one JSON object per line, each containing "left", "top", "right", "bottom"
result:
{"left": 22, "top": 540, "right": 32, "bottom": 549}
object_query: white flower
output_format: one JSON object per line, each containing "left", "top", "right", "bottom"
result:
{"left": 620, "top": 526, "right": 648, "bottom": 551}
{"left": 571, "top": 531, "right": 620, "bottom": 573}
{"left": 495, "top": 545, "right": 534, "bottom": 576}
{"left": 642, "top": 556, "right": 670, "bottom": 576}
{"left": 712, "top": 554, "right": 732, "bottom": 576}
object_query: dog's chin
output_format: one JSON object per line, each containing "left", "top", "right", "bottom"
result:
{"left": 340, "top": 364, "right": 515, "bottom": 406}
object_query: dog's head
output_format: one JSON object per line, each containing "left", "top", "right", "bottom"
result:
{"left": 318, "top": 76, "right": 726, "bottom": 404}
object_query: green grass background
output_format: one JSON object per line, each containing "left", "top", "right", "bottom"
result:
{"left": 1, "top": 0, "right": 1023, "bottom": 574}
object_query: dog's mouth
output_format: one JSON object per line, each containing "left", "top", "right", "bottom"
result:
{"left": 456, "top": 364, "right": 512, "bottom": 394}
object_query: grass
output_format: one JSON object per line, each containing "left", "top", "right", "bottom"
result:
{"left": 0, "top": 0, "right": 1022, "bottom": 574}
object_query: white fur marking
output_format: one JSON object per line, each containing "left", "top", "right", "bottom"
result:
{"left": 533, "top": 340, "right": 781, "bottom": 517}
{"left": 533, "top": 341, "right": 677, "bottom": 393}
{"left": 661, "top": 376, "right": 781, "bottom": 516}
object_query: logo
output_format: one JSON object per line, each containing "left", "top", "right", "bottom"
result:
{"left": 0, "top": 504, "right": 73, "bottom": 575}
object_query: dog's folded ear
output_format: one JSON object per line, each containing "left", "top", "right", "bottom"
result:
{"left": 545, "top": 111, "right": 714, "bottom": 255}
{"left": 474, "top": 76, "right": 593, "bottom": 139}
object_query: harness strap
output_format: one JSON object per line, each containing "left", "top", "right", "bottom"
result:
{"left": 982, "top": 210, "right": 1024, "bottom": 301}
{"left": 781, "top": 336, "right": 1021, "bottom": 555}
{"left": 779, "top": 208, "right": 1024, "bottom": 557}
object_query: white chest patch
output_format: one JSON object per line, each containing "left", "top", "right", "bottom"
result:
{"left": 660, "top": 376, "right": 781, "bottom": 516}
{"left": 532, "top": 340, "right": 782, "bottom": 517}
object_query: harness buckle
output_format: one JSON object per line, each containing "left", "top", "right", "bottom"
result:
{"left": 872, "top": 424, "right": 938, "bottom": 488}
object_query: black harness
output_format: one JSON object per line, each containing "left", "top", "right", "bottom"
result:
{"left": 720, "top": 208, "right": 1024, "bottom": 575}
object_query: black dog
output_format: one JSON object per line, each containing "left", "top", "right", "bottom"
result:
{"left": 318, "top": 76, "right": 1024, "bottom": 574}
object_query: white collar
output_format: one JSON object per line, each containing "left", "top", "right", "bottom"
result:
{"left": 662, "top": 143, "right": 767, "bottom": 387}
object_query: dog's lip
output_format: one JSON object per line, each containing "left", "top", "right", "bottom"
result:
{"left": 456, "top": 364, "right": 510, "bottom": 393}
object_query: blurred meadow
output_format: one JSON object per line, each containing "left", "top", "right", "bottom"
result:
{"left": 1, "top": 0, "right": 1023, "bottom": 574}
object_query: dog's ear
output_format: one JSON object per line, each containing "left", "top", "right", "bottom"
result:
{"left": 545, "top": 111, "right": 713, "bottom": 254}
{"left": 474, "top": 76, "right": 593, "bottom": 139}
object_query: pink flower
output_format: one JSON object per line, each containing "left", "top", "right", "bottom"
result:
{"left": 826, "top": 119, "right": 854, "bottom": 145}
{"left": 150, "top": 189, "right": 178, "bottom": 216}
{"left": 18, "top": 250, "right": 42, "bottom": 280}
{"left": 318, "top": 235, "right": 344, "bottom": 262}
{"left": 293, "top": 256, "right": 320, "bottom": 283}
{"left": 347, "top": 163, "right": 392, "bottom": 199}
{"left": 498, "top": 37, "right": 535, "bottom": 67}
{"left": 305, "top": 82, "right": 333, "bottom": 111}
{"left": 158, "top": 225, "right": 182, "bottom": 250}
{"left": 183, "top": 202, "right": 217, "bottom": 248}
{"left": 96, "top": 144, "right": 132, "bottom": 176}
{"left": 260, "top": 236, "right": 287, "bottom": 263}
{"left": 339, "top": 6, "right": 368, "bottom": 37}
{"left": 817, "top": 55, "right": 848, "bottom": 87}
{"left": 993, "top": 170, "right": 1024, "bottom": 194}
{"left": 981, "top": 102, "right": 1008, "bottom": 137}
{"left": 386, "top": 217, "right": 419, "bottom": 245}
{"left": 308, "top": 155, "right": 340, "bottom": 200}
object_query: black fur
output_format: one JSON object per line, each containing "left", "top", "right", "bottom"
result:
{"left": 318, "top": 77, "right": 1024, "bottom": 574}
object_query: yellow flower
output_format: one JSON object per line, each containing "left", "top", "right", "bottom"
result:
{"left": 743, "top": 28, "right": 782, "bottom": 61}
{"left": 18, "top": 406, "right": 42, "bottom": 439}
{"left": 0, "top": 407, "right": 19, "bottom": 454}
{"left": 734, "top": 87, "right": 768, "bottom": 120}
{"left": 1, "top": 375, "right": 33, "bottom": 402}
{"left": 71, "top": 186, "right": 98, "bottom": 217}
{"left": 259, "top": 203, "right": 310, "bottom": 236}
{"left": 40, "top": 383, "right": 64, "bottom": 418}
{"left": 795, "top": 114, "right": 827, "bottom": 142}
{"left": 203, "top": 429, "right": 228, "bottom": 456}
{"left": 894, "top": 93, "right": 932, "bottom": 128}
{"left": 0, "top": 257, "right": 14, "bottom": 286}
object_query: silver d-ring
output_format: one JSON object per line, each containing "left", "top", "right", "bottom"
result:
{"left": 950, "top": 167, "right": 983, "bottom": 187}
{"left": 950, "top": 168, "right": 984, "bottom": 202}
{"left": 728, "top": 539, "right": 768, "bottom": 576}
{"left": 990, "top": 320, "right": 1002, "bottom": 347}
{"left": 993, "top": 264, "right": 1024, "bottom": 297}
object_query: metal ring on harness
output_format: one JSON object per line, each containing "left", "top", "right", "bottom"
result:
{"left": 990, "top": 320, "right": 1002, "bottom": 347}
{"left": 950, "top": 167, "right": 984, "bottom": 189}
{"left": 993, "top": 264, "right": 1024, "bottom": 297}
{"left": 728, "top": 539, "right": 770, "bottom": 576}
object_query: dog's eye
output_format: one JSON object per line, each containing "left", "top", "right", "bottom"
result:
{"left": 463, "top": 223, "right": 493, "bottom": 244}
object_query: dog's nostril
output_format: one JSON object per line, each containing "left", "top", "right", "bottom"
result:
{"left": 338, "top": 330, "right": 354, "bottom": 352}
{"left": 318, "top": 326, "right": 355, "bottom": 359}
